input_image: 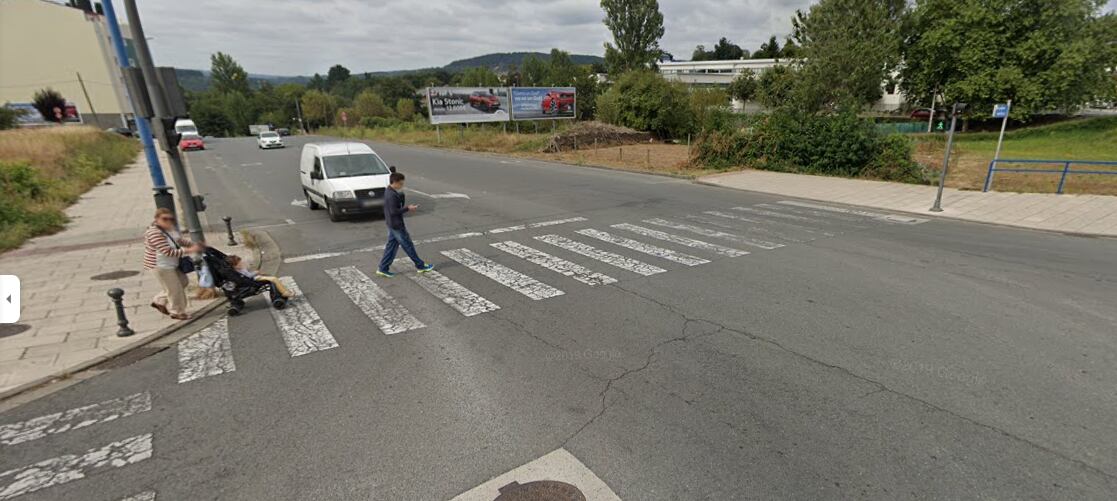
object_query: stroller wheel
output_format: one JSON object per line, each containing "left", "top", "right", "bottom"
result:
{"left": 227, "top": 305, "right": 242, "bottom": 316}
{"left": 271, "top": 297, "right": 287, "bottom": 310}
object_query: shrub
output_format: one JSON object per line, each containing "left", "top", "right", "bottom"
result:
{"left": 0, "top": 107, "right": 24, "bottom": 130}
{"left": 595, "top": 70, "right": 692, "bottom": 138}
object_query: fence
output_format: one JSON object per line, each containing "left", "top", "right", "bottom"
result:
{"left": 983, "top": 159, "right": 1117, "bottom": 193}
{"left": 875, "top": 121, "right": 929, "bottom": 134}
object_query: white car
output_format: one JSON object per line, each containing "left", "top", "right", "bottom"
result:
{"left": 257, "top": 131, "right": 284, "bottom": 149}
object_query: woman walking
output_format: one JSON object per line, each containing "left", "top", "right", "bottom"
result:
{"left": 143, "top": 208, "right": 201, "bottom": 320}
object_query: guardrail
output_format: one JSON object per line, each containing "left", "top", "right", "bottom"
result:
{"left": 983, "top": 159, "right": 1117, "bottom": 193}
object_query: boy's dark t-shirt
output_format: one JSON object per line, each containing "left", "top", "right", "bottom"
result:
{"left": 383, "top": 187, "right": 409, "bottom": 230}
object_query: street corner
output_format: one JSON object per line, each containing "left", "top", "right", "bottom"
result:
{"left": 450, "top": 449, "right": 620, "bottom": 501}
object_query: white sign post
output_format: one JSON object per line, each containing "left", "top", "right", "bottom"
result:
{"left": 988, "top": 100, "right": 1012, "bottom": 189}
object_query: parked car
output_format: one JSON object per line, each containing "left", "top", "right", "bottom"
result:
{"left": 179, "top": 133, "right": 204, "bottom": 151}
{"left": 542, "top": 91, "right": 575, "bottom": 114}
{"left": 276, "top": 128, "right": 291, "bottom": 136}
{"left": 257, "top": 131, "right": 284, "bottom": 149}
{"left": 174, "top": 118, "right": 198, "bottom": 135}
{"left": 469, "top": 91, "right": 501, "bottom": 112}
{"left": 909, "top": 108, "right": 944, "bottom": 120}
{"left": 299, "top": 142, "right": 393, "bottom": 222}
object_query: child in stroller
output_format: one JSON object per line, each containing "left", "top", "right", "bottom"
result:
{"left": 201, "top": 247, "right": 287, "bottom": 315}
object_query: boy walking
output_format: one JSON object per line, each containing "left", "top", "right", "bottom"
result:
{"left": 377, "top": 172, "right": 434, "bottom": 277}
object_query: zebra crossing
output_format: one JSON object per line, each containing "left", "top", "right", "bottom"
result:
{"left": 173, "top": 200, "right": 927, "bottom": 385}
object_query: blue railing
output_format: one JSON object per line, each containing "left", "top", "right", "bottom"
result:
{"left": 983, "top": 159, "right": 1117, "bottom": 193}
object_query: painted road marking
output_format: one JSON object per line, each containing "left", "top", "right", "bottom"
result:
{"left": 177, "top": 318, "right": 236, "bottom": 383}
{"left": 416, "top": 232, "right": 484, "bottom": 244}
{"left": 326, "top": 266, "right": 425, "bottom": 335}
{"left": 449, "top": 448, "right": 621, "bottom": 501}
{"left": 685, "top": 214, "right": 807, "bottom": 243}
{"left": 757, "top": 202, "right": 865, "bottom": 223}
{"left": 0, "top": 393, "right": 151, "bottom": 447}
{"left": 410, "top": 270, "right": 500, "bottom": 317}
{"left": 731, "top": 205, "right": 819, "bottom": 222}
{"left": 271, "top": 277, "right": 338, "bottom": 357}
{"left": 0, "top": 434, "right": 153, "bottom": 500}
{"left": 290, "top": 199, "right": 307, "bottom": 207}
{"left": 411, "top": 189, "right": 471, "bottom": 199}
{"left": 612, "top": 223, "right": 749, "bottom": 257}
{"left": 284, "top": 251, "right": 349, "bottom": 264}
{"left": 492, "top": 241, "right": 617, "bottom": 286}
{"left": 777, "top": 200, "right": 928, "bottom": 224}
{"left": 703, "top": 210, "right": 836, "bottom": 237}
{"left": 442, "top": 249, "right": 564, "bottom": 301}
{"left": 643, "top": 218, "right": 784, "bottom": 250}
{"left": 576, "top": 229, "right": 710, "bottom": 266}
{"left": 488, "top": 217, "right": 589, "bottom": 234}
{"left": 536, "top": 235, "right": 666, "bottom": 276}
{"left": 118, "top": 491, "right": 156, "bottom": 501}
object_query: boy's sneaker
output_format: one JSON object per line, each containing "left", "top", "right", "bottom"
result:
{"left": 375, "top": 270, "right": 396, "bottom": 278}
{"left": 417, "top": 264, "right": 435, "bottom": 274}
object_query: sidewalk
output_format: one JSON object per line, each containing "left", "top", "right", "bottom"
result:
{"left": 0, "top": 151, "right": 226, "bottom": 398}
{"left": 699, "top": 170, "right": 1117, "bottom": 237}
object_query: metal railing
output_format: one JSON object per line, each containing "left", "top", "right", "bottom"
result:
{"left": 983, "top": 159, "right": 1117, "bottom": 193}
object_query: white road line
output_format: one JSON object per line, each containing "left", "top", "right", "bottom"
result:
{"left": 492, "top": 241, "right": 617, "bottom": 286}
{"left": 488, "top": 217, "right": 588, "bottom": 234}
{"left": 611, "top": 223, "right": 750, "bottom": 257}
{"left": 118, "top": 491, "right": 156, "bottom": 501}
{"left": 702, "top": 211, "right": 836, "bottom": 237}
{"left": 239, "top": 162, "right": 262, "bottom": 167}
{"left": 441, "top": 249, "right": 564, "bottom": 300}
{"left": 776, "top": 200, "right": 928, "bottom": 224}
{"left": 177, "top": 318, "right": 236, "bottom": 383}
{"left": 410, "top": 270, "right": 500, "bottom": 317}
{"left": 731, "top": 205, "right": 821, "bottom": 223}
{"left": 284, "top": 251, "right": 349, "bottom": 264}
{"left": 415, "top": 232, "right": 484, "bottom": 244}
{"left": 686, "top": 214, "right": 808, "bottom": 243}
{"left": 0, "top": 393, "right": 151, "bottom": 447}
{"left": 756, "top": 202, "right": 865, "bottom": 223}
{"left": 643, "top": 219, "right": 785, "bottom": 250}
{"left": 285, "top": 219, "right": 297, "bottom": 225}
{"left": 0, "top": 434, "right": 153, "bottom": 500}
{"left": 535, "top": 235, "right": 666, "bottom": 276}
{"left": 291, "top": 199, "right": 307, "bottom": 207}
{"left": 325, "top": 266, "right": 425, "bottom": 335}
{"left": 271, "top": 277, "right": 338, "bottom": 357}
{"left": 576, "top": 229, "right": 709, "bottom": 266}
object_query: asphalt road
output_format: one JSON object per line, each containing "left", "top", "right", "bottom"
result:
{"left": 2, "top": 135, "right": 1116, "bottom": 500}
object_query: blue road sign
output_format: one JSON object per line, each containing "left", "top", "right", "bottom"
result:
{"left": 993, "top": 103, "right": 1010, "bottom": 119}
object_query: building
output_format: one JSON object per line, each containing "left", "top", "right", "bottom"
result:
{"left": 659, "top": 58, "right": 904, "bottom": 112}
{"left": 0, "top": 0, "right": 133, "bottom": 128}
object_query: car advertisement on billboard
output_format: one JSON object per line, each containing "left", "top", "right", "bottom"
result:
{"left": 427, "top": 87, "right": 511, "bottom": 124}
{"left": 510, "top": 87, "right": 576, "bottom": 120}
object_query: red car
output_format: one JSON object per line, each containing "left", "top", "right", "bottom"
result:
{"left": 179, "top": 133, "right": 205, "bottom": 151}
{"left": 469, "top": 91, "right": 501, "bottom": 112}
{"left": 542, "top": 91, "right": 575, "bottom": 114}
{"left": 909, "top": 108, "right": 943, "bottom": 120}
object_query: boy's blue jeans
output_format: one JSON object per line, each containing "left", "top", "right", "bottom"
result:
{"left": 378, "top": 227, "right": 426, "bottom": 273}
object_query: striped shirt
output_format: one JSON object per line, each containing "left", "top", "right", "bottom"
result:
{"left": 143, "top": 225, "right": 191, "bottom": 270}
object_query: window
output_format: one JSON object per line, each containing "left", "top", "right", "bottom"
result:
{"left": 322, "top": 154, "right": 390, "bottom": 179}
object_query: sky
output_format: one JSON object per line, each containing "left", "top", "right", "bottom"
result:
{"left": 121, "top": 0, "right": 815, "bottom": 76}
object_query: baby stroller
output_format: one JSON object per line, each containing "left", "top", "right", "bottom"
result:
{"left": 201, "top": 247, "right": 287, "bottom": 316}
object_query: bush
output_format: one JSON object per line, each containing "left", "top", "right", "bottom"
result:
{"left": 595, "top": 70, "right": 692, "bottom": 138}
{"left": 0, "top": 107, "right": 24, "bottom": 130}
{"left": 359, "top": 116, "right": 404, "bottom": 128}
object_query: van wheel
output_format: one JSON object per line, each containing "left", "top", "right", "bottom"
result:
{"left": 326, "top": 200, "right": 343, "bottom": 222}
{"left": 304, "top": 190, "right": 321, "bottom": 210}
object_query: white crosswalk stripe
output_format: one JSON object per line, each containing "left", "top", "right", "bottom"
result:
{"left": 575, "top": 229, "right": 710, "bottom": 266}
{"left": 756, "top": 202, "right": 866, "bottom": 222}
{"left": 492, "top": 241, "right": 617, "bottom": 286}
{"left": 442, "top": 249, "right": 565, "bottom": 300}
{"left": 410, "top": 270, "right": 500, "bottom": 316}
{"left": 0, "top": 393, "right": 151, "bottom": 446}
{"left": 0, "top": 433, "right": 153, "bottom": 500}
{"left": 325, "top": 266, "right": 425, "bottom": 335}
{"left": 776, "top": 200, "right": 928, "bottom": 224}
{"left": 487, "top": 217, "right": 589, "bottom": 234}
{"left": 611, "top": 223, "right": 749, "bottom": 257}
{"left": 683, "top": 214, "right": 807, "bottom": 243}
{"left": 117, "top": 491, "right": 156, "bottom": 501}
{"left": 702, "top": 210, "right": 836, "bottom": 237}
{"left": 731, "top": 206, "right": 834, "bottom": 225}
{"left": 643, "top": 218, "right": 784, "bottom": 250}
{"left": 271, "top": 277, "right": 338, "bottom": 357}
{"left": 178, "top": 318, "right": 236, "bottom": 383}
{"left": 535, "top": 235, "right": 666, "bottom": 276}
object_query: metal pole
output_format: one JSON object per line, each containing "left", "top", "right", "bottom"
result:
{"left": 75, "top": 72, "right": 98, "bottom": 125}
{"left": 989, "top": 99, "right": 1011, "bottom": 190}
{"left": 100, "top": 0, "right": 172, "bottom": 212}
{"left": 295, "top": 98, "right": 307, "bottom": 134}
{"left": 122, "top": 0, "right": 205, "bottom": 243}
{"left": 926, "top": 89, "right": 936, "bottom": 133}
{"left": 930, "top": 105, "right": 961, "bottom": 212}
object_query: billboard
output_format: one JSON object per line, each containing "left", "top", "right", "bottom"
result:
{"left": 2, "top": 102, "right": 81, "bottom": 125}
{"left": 427, "top": 87, "right": 511, "bottom": 124}
{"left": 510, "top": 87, "right": 576, "bottom": 120}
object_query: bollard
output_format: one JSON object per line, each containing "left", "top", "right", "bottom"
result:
{"left": 107, "top": 288, "right": 135, "bottom": 337}
{"left": 222, "top": 216, "right": 238, "bottom": 246}
{"left": 619, "top": 147, "right": 623, "bottom": 161}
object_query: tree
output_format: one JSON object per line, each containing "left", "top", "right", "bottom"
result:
{"left": 713, "top": 37, "right": 746, "bottom": 60}
{"left": 210, "top": 52, "right": 250, "bottom": 95}
{"left": 522, "top": 55, "right": 549, "bottom": 86}
{"left": 0, "top": 106, "right": 23, "bottom": 130}
{"left": 691, "top": 45, "right": 713, "bottom": 61}
{"left": 755, "top": 65, "right": 797, "bottom": 108}
{"left": 900, "top": 0, "right": 1117, "bottom": 118}
{"left": 300, "top": 90, "right": 338, "bottom": 130}
{"left": 455, "top": 67, "right": 501, "bottom": 86}
{"left": 601, "top": 0, "right": 665, "bottom": 74}
{"left": 546, "top": 48, "right": 577, "bottom": 85}
{"left": 326, "top": 64, "right": 351, "bottom": 90}
{"left": 728, "top": 71, "right": 758, "bottom": 102}
{"left": 31, "top": 88, "right": 66, "bottom": 122}
{"left": 571, "top": 66, "right": 600, "bottom": 120}
{"left": 595, "top": 70, "right": 690, "bottom": 137}
{"left": 308, "top": 73, "right": 327, "bottom": 91}
{"left": 753, "top": 36, "right": 781, "bottom": 59}
{"left": 396, "top": 98, "right": 416, "bottom": 120}
{"left": 779, "top": 38, "right": 801, "bottom": 59}
{"left": 353, "top": 89, "right": 391, "bottom": 121}
{"left": 792, "top": 0, "right": 905, "bottom": 111}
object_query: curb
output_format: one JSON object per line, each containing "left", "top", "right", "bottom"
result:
{"left": 0, "top": 229, "right": 279, "bottom": 402}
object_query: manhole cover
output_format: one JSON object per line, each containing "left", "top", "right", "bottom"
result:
{"left": 91, "top": 270, "right": 141, "bottom": 281}
{"left": 494, "top": 481, "right": 586, "bottom": 501}
{"left": 0, "top": 324, "right": 31, "bottom": 339}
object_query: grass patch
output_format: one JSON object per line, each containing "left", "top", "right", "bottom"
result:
{"left": 0, "top": 126, "right": 141, "bottom": 252}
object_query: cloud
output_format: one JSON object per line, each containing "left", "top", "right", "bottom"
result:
{"left": 125, "top": 0, "right": 814, "bottom": 75}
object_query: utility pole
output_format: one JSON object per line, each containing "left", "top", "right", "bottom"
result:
{"left": 926, "top": 87, "right": 937, "bottom": 133}
{"left": 294, "top": 98, "right": 307, "bottom": 134}
{"left": 121, "top": 0, "right": 205, "bottom": 243}
{"left": 75, "top": 72, "right": 97, "bottom": 125}
{"left": 100, "top": 0, "right": 173, "bottom": 215}
{"left": 930, "top": 103, "right": 967, "bottom": 212}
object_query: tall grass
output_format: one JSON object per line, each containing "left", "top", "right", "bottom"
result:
{"left": 0, "top": 126, "right": 141, "bottom": 252}
{"left": 320, "top": 121, "right": 565, "bottom": 154}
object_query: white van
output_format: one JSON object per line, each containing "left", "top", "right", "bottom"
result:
{"left": 174, "top": 119, "right": 198, "bottom": 135}
{"left": 299, "top": 142, "right": 393, "bottom": 221}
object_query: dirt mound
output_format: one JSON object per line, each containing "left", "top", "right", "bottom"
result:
{"left": 542, "top": 121, "right": 654, "bottom": 153}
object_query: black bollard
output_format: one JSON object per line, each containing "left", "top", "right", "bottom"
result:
{"left": 107, "top": 288, "right": 135, "bottom": 337}
{"left": 222, "top": 216, "right": 238, "bottom": 246}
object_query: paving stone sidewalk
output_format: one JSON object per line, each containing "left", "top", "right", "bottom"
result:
{"left": 0, "top": 151, "right": 226, "bottom": 397}
{"left": 699, "top": 170, "right": 1117, "bottom": 237}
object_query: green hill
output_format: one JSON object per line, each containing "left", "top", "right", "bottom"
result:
{"left": 442, "top": 52, "right": 604, "bottom": 72}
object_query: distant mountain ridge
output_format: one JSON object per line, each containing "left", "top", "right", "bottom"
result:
{"left": 175, "top": 51, "right": 604, "bottom": 92}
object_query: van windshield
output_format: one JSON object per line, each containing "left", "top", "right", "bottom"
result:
{"left": 322, "top": 153, "right": 390, "bottom": 179}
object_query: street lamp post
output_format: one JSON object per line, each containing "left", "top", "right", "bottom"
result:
{"left": 930, "top": 103, "right": 967, "bottom": 212}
